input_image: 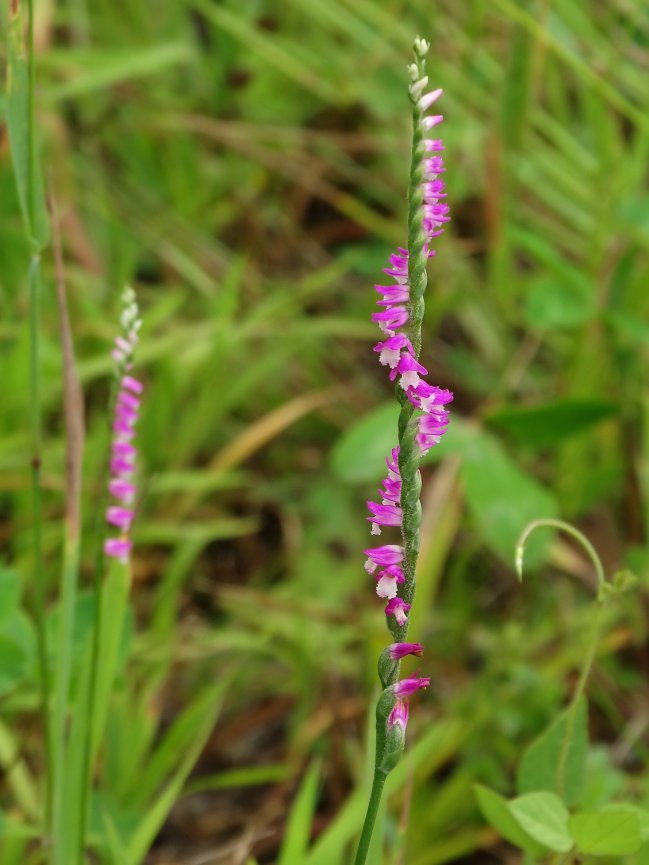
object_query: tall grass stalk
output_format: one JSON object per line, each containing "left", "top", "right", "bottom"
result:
{"left": 6, "top": 0, "right": 54, "bottom": 827}
{"left": 50, "top": 197, "right": 86, "bottom": 865}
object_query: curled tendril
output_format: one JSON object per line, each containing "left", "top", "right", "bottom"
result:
{"left": 515, "top": 518, "right": 606, "bottom": 600}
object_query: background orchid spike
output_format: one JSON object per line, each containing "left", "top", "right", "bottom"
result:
{"left": 355, "top": 36, "right": 452, "bottom": 865}
{"left": 104, "top": 288, "right": 143, "bottom": 565}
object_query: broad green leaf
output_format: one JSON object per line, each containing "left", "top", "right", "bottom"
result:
{"left": 0, "top": 812, "right": 38, "bottom": 839}
{"left": 331, "top": 402, "right": 400, "bottom": 483}
{"left": 524, "top": 276, "right": 595, "bottom": 329}
{"left": 517, "top": 698, "right": 588, "bottom": 807}
{"left": 460, "top": 426, "right": 558, "bottom": 565}
{"left": 569, "top": 808, "right": 643, "bottom": 855}
{"left": 637, "top": 842, "right": 649, "bottom": 865}
{"left": 474, "top": 785, "right": 547, "bottom": 854}
{"left": 487, "top": 400, "right": 618, "bottom": 448}
{"left": 606, "top": 311, "right": 649, "bottom": 347}
{"left": 598, "top": 806, "right": 649, "bottom": 843}
{"left": 618, "top": 195, "right": 649, "bottom": 235}
{"left": 0, "top": 637, "right": 27, "bottom": 695}
{"left": 0, "top": 614, "right": 32, "bottom": 694}
{"left": 508, "top": 792, "right": 573, "bottom": 852}
{"left": 579, "top": 746, "right": 626, "bottom": 809}
{"left": 277, "top": 760, "right": 321, "bottom": 865}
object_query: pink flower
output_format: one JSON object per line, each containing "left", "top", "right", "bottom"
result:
{"left": 363, "top": 544, "right": 404, "bottom": 574}
{"left": 387, "top": 642, "right": 424, "bottom": 659}
{"left": 385, "top": 597, "right": 411, "bottom": 625}
{"left": 388, "top": 698, "right": 409, "bottom": 730}
{"left": 422, "top": 114, "right": 443, "bottom": 130}
{"left": 375, "top": 564, "right": 405, "bottom": 599}
{"left": 419, "top": 88, "right": 443, "bottom": 111}
{"left": 103, "top": 537, "right": 132, "bottom": 564}
{"left": 106, "top": 506, "right": 134, "bottom": 531}
{"left": 375, "top": 283, "right": 410, "bottom": 305}
{"left": 388, "top": 350, "right": 428, "bottom": 390}
{"left": 374, "top": 333, "right": 415, "bottom": 369}
{"left": 379, "top": 473, "right": 401, "bottom": 505}
{"left": 394, "top": 675, "right": 431, "bottom": 697}
{"left": 382, "top": 248, "right": 409, "bottom": 281}
{"left": 109, "top": 478, "right": 135, "bottom": 504}
{"left": 406, "top": 381, "right": 453, "bottom": 412}
{"left": 371, "top": 305, "right": 409, "bottom": 335}
{"left": 385, "top": 447, "right": 400, "bottom": 478}
{"left": 416, "top": 410, "right": 450, "bottom": 455}
{"left": 423, "top": 155, "right": 445, "bottom": 175}
{"left": 367, "top": 501, "right": 402, "bottom": 535}
{"left": 122, "top": 375, "right": 143, "bottom": 394}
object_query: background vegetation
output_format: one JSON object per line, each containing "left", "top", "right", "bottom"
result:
{"left": 2, "top": 0, "right": 649, "bottom": 863}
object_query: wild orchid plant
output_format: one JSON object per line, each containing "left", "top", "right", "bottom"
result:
{"left": 354, "top": 37, "right": 453, "bottom": 865}
{"left": 104, "top": 288, "right": 143, "bottom": 564}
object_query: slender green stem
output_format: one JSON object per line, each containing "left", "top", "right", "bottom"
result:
{"left": 27, "top": 0, "right": 37, "bottom": 235}
{"left": 556, "top": 600, "right": 603, "bottom": 797}
{"left": 353, "top": 770, "right": 387, "bottom": 865}
{"left": 28, "top": 254, "right": 53, "bottom": 826}
{"left": 52, "top": 537, "right": 82, "bottom": 865}
{"left": 76, "top": 373, "right": 118, "bottom": 863}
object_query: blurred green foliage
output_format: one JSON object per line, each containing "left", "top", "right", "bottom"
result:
{"left": 2, "top": 0, "right": 649, "bottom": 862}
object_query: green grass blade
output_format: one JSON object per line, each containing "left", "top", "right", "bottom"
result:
{"left": 124, "top": 683, "right": 225, "bottom": 864}
{"left": 5, "top": 1, "right": 49, "bottom": 248}
{"left": 277, "top": 760, "right": 322, "bottom": 865}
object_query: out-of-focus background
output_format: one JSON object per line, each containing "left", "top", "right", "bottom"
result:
{"left": 2, "top": 1, "right": 649, "bottom": 863}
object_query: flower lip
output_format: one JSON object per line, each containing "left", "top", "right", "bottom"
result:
{"left": 385, "top": 597, "right": 411, "bottom": 625}
{"left": 388, "top": 698, "right": 409, "bottom": 730}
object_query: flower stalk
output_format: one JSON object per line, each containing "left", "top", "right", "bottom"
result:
{"left": 355, "top": 37, "right": 452, "bottom": 865}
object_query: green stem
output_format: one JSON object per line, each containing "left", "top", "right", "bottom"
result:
{"left": 556, "top": 600, "right": 603, "bottom": 797}
{"left": 27, "top": 0, "right": 37, "bottom": 234}
{"left": 52, "top": 534, "right": 82, "bottom": 865}
{"left": 76, "top": 372, "right": 119, "bottom": 862}
{"left": 353, "top": 770, "right": 387, "bottom": 865}
{"left": 29, "top": 252, "right": 53, "bottom": 828}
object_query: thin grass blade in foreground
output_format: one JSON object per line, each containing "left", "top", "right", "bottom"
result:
{"left": 5, "top": 0, "right": 53, "bottom": 829}
{"left": 49, "top": 195, "right": 86, "bottom": 865}
{"left": 355, "top": 36, "right": 452, "bottom": 865}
